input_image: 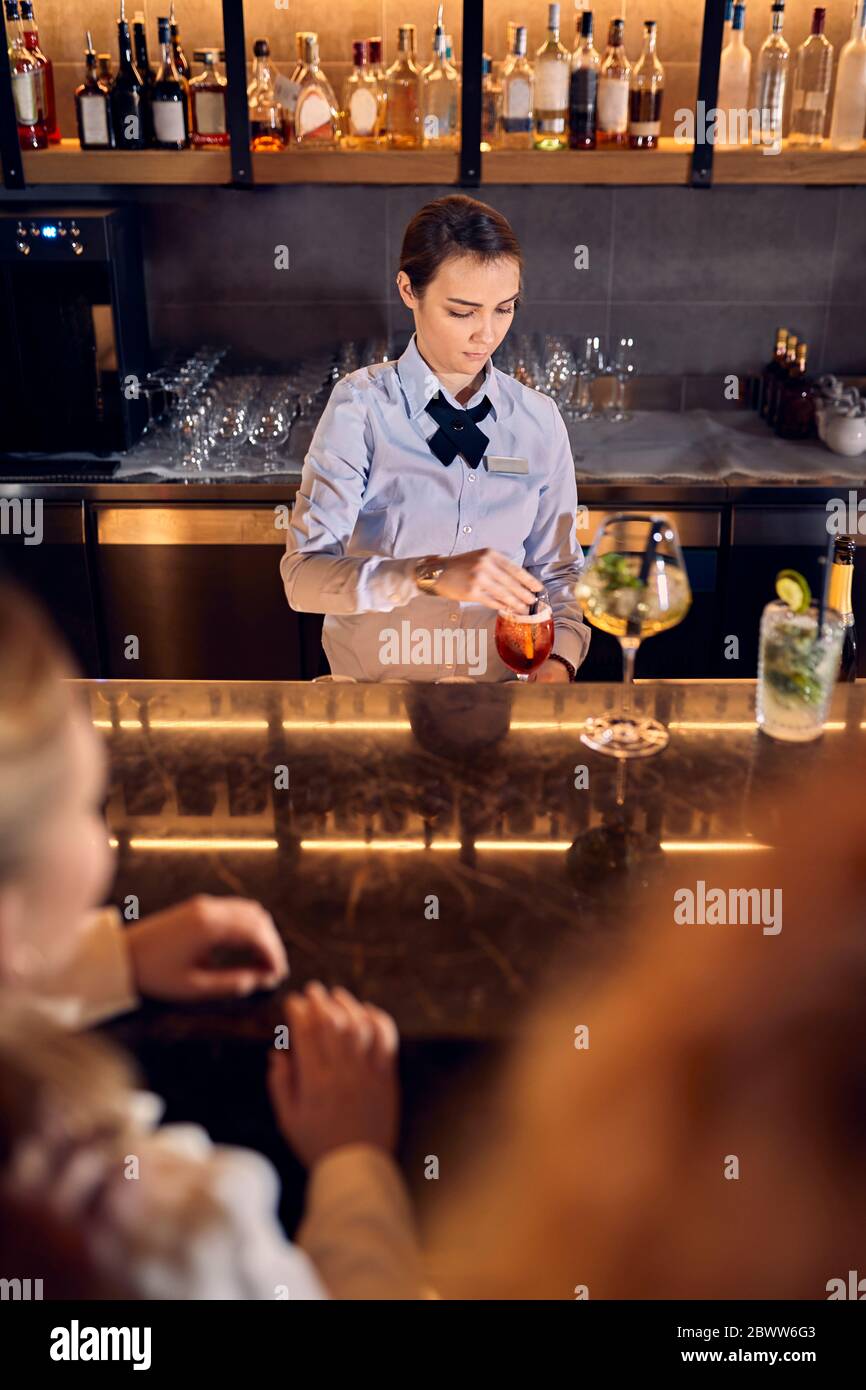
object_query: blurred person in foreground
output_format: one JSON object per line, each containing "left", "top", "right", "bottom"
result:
{"left": 0, "top": 580, "right": 424, "bottom": 1298}
{"left": 429, "top": 751, "right": 866, "bottom": 1299}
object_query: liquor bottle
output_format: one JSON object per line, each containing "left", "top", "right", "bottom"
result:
{"left": 827, "top": 536, "right": 858, "bottom": 681}
{"left": 19, "top": 1, "right": 58, "bottom": 142}
{"left": 481, "top": 52, "right": 503, "bottom": 151}
{"left": 829, "top": 1, "right": 866, "bottom": 151}
{"left": 247, "top": 39, "right": 285, "bottom": 151}
{"left": 273, "top": 32, "right": 310, "bottom": 143}
{"left": 752, "top": 1, "right": 789, "bottom": 148}
{"left": 189, "top": 49, "right": 228, "bottom": 148}
{"left": 723, "top": 0, "right": 734, "bottom": 44}
{"left": 500, "top": 19, "right": 518, "bottom": 83}
{"left": 420, "top": 4, "right": 460, "bottom": 149}
{"left": 293, "top": 33, "right": 340, "bottom": 146}
{"left": 534, "top": 2, "right": 570, "bottom": 150}
{"left": 789, "top": 8, "right": 833, "bottom": 146}
{"left": 76, "top": 30, "right": 114, "bottom": 149}
{"left": 717, "top": 3, "right": 751, "bottom": 146}
{"left": 4, "top": 0, "right": 47, "bottom": 149}
{"left": 386, "top": 24, "right": 421, "bottom": 148}
{"left": 151, "top": 14, "right": 189, "bottom": 149}
{"left": 758, "top": 326, "right": 789, "bottom": 418}
{"left": 629, "top": 20, "right": 664, "bottom": 149}
{"left": 342, "top": 40, "right": 384, "bottom": 148}
{"left": 109, "top": 0, "right": 146, "bottom": 150}
{"left": 501, "top": 24, "right": 533, "bottom": 149}
{"left": 569, "top": 9, "right": 599, "bottom": 150}
{"left": 767, "top": 333, "right": 798, "bottom": 427}
{"left": 132, "top": 11, "right": 155, "bottom": 144}
{"left": 169, "top": 1, "right": 190, "bottom": 81}
{"left": 597, "top": 17, "right": 630, "bottom": 147}
{"left": 775, "top": 342, "right": 816, "bottom": 439}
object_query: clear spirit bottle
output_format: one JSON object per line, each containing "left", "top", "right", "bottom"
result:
{"left": 789, "top": 7, "right": 833, "bottom": 145}
{"left": 717, "top": 2, "right": 751, "bottom": 146}
{"left": 829, "top": 0, "right": 866, "bottom": 150}
{"left": 420, "top": 4, "right": 460, "bottom": 149}
{"left": 501, "top": 24, "right": 533, "bottom": 149}
{"left": 752, "top": 1, "right": 790, "bottom": 148}
{"left": 629, "top": 20, "right": 664, "bottom": 149}
{"left": 481, "top": 52, "right": 502, "bottom": 151}
{"left": 386, "top": 24, "right": 421, "bottom": 148}
{"left": 534, "top": 2, "right": 570, "bottom": 149}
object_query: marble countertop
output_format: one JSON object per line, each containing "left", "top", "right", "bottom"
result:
{"left": 87, "top": 678, "right": 866, "bottom": 1043}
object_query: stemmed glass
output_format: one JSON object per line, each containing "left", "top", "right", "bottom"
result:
{"left": 495, "top": 589, "right": 554, "bottom": 681}
{"left": 606, "top": 336, "right": 637, "bottom": 422}
{"left": 576, "top": 514, "right": 692, "bottom": 757}
{"left": 564, "top": 335, "right": 601, "bottom": 421}
{"left": 249, "top": 392, "right": 291, "bottom": 473}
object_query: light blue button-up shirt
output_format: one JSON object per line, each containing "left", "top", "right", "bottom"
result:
{"left": 280, "top": 333, "right": 589, "bottom": 681}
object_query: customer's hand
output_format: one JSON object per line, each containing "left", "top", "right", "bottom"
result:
{"left": 126, "top": 895, "right": 289, "bottom": 1001}
{"left": 267, "top": 982, "right": 399, "bottom": 1167}
{"left": 430, "top": 549, "right": 543, "bottom": 610}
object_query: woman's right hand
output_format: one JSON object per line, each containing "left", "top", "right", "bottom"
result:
{"left": 430, "top": 549, "right": 543, "bottom": 611}
{"left": 267, "top": 982, "right": 399, "bottom": 1168}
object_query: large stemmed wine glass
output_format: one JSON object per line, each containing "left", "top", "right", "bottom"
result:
{"left": 576, "top": 514, "right": 692, "bottom": 757}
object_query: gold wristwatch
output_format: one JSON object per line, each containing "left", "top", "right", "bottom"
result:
{"left": 414, "top": 556, "right": 446, "bottom": 595}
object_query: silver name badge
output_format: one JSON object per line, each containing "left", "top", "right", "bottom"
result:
{"left": 486, "top": 455, "right": 529, "bottom": 474}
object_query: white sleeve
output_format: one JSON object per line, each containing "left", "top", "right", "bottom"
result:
{"left": 34, "top": 906, "right": 139, "bottom": 1030}
{"left": 296, "top": 1143, "right": 429, "bottom": 1300}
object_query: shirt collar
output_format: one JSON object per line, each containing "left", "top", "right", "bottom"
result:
{"left": 396, "top": 332, "right": 503, "bottom": 420}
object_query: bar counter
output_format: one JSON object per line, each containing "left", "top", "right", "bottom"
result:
{"left": 89, "top": 676, "right": 866, "bottom": 1046}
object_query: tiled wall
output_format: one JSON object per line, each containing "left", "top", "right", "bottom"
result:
{"left": 138, "top": 180, "right": 866, "bottom": 380}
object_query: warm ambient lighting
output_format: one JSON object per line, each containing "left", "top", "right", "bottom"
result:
{"left": 108, "top": 835, "right": 772, "bottom": 854}
{"left": 93, "top": 719, "right": 269, "bottom": 731}
{"left": 92, "top": 717, "right": 855, "bottom": 736}
{"left": 128, "top": 837, "right": 278, "bottom": 851}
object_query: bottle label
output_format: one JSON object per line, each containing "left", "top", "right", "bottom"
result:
{"left": 423, "top": 112, "right": 440, "bottom": 140}
{"left": 12, "top": 71, "right": 41, "bottom": 126}
{"left": 193, "top": 90, "right": 226, "bottom": 135}
{"left": 275, "top": 74, "right": 300, "bottom": 114}
{"left": 630, "top": 119, "right": 661, "bottom": 137}
{"left": 504, "top": 76, "right": 532, "bottom": 119}
{"left": 80, "top": 94, "right": 111, "bottom": 145}
{"left": 296, "top": 88, "right": 331, "bottom": 136}
{"left": 349, "top": 86, "right": 378, "bottom": 135}
{"left": 534, "top": 59, "right": 569, "bottom": 110}
{"left": 153, "top": 101, "right": 186, "bottom": 144}
{"left": 597, "top": 76, "right": 629, "bottom": 132}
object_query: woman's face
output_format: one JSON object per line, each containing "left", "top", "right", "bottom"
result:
{"left": 0, "top": 707, "right": 114, "bottom": 989}
{"left": 397, "top": 253, "right": 521, "bottom": 377}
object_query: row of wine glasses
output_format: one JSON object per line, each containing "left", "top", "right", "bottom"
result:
{"left": 495, "top": 332, "right": 638, "bottom": 424}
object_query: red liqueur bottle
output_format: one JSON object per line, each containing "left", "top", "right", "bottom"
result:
{"left": 4, "top": 0, "right": 48, "bottom": 149}
{"left": 19, "top": 0, "right": 58, "bottom": 142}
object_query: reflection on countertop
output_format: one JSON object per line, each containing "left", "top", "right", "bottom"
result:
{"left": 81, "top": 677, "right": 866, "bottom": 1042}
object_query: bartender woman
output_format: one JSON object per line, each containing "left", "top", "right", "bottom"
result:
{"left": 281, "top": 194, "right": 589, "bottom": 683}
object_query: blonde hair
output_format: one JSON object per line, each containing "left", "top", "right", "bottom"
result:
{"left": 0, "top": 580, "right": 80, "bottom": 880}
{"left": 430, "top": 753, "right": 866, "bottom": 1300}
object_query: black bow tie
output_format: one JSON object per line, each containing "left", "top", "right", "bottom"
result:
{"left": 424, "top": 391, "right": 493, "bottom": 469}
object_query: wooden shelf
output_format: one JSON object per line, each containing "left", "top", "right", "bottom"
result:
{"left": 250, "top": 149, "right": 459, "bottom": 183}
{"left": 483, "top": 138, "right": 694, "bottom": 185}
{"left": 23, "top": 140, "right": 232, "bottom": 185}
{"left": 712, "top": 142, "right": 866, "bottom": 184}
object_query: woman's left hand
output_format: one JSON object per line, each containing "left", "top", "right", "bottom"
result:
{"left": 528, "top": 658, "right": 571, "bottom": 684}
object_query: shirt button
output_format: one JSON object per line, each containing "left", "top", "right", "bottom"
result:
{"left": 450, "top": 613, "right": 458, "bottom": 622}
{"left": 468, "top": 473, "right": 476, "bottom": 483}
{"left": 463, "top": 525, "right": 472, "bottom": 534}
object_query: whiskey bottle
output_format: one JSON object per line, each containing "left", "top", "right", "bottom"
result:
{"left": 19, "top": 0, "right": 58, "bottom": 142}
{"left": 420, "top": 4, "right": 460, "bottom": 149}
{"left": 597, "top": 17, "right": 630, "bottom": 147}
{"left": 775, "top": 342, "right": 816, "bottom": 440}
{"left": 110, "top": 0, "right": 147, "bottom": 150}
{"left": 293, "top": 33, "right": 340, "bottom": 147}
{"left": 629, "top": 20, "right": 664, "bottom": 149}
{"left": 169, "top": 1, "right": 190, "bottom": 81}
{"left": 248, "top": 39, "right": 285, "bottom": 151}
{"left": 76, "top": 30, "right": 114, "bottom": 149}
{"left": 569, "top": 9, "right": 600, "bottom": 150}
{"left": 534, "top": 2, "right": 570, "bottom": 150}
{"left": 386, "top": 24, "right": 421, "bottom": 148}
{"left": 501, "top": 24, "right": 533, "bottom": 149}
{"left": 481, "top": 53, "right": 503, "bottom": 151}
{"left": 767, "top": 333, "right": 798, "bottom": 427}
{"left": 758, "top": 326, "right": 789, "bottom": 418}
{"left": 189, "top": 48, "right": 228, "bottom": 148}
{"left": 152, "top": 14, "right": 189, "bottom": 149}
{"left": 342, "top": 39, "right": 383, "bottom": 149}
{"left": 827, "top": 536, "right": 858, "bottom": 682}
{"left": 4, "top": 0, "right": 47, "bottom": 149}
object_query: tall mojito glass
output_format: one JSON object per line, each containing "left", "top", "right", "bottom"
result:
{"left": 757, "top": 600, "right": 844, "bottom": 741}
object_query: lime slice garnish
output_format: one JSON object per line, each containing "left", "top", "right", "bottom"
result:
{"left": 775, "top": 569, "right": 811, "bottom": 613}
